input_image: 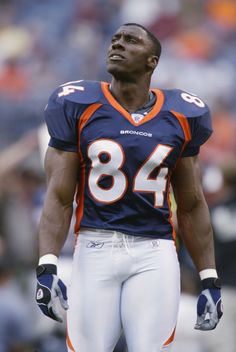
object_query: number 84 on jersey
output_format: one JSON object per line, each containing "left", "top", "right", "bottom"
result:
{"left": 88, "top": 139, "right": 172, "bottom": 207}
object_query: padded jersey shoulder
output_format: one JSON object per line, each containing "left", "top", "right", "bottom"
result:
{"left": 47, "top": 80, "right": 104, "bottom": 107}
{"left": 44, "top": 80, "right": 105, "bottom": 151}
{"left": 158, "top": 88, "right": 212, "bottom": 157}
{"left": 161, "top": 88, "right": 210, "bottom": 118}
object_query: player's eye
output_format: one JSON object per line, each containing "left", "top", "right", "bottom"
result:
{"left": 126, "top": 36, "right": 137, "bottom": 43}
{"left": 111, "top": 36, "right": 119, "bottom": 43}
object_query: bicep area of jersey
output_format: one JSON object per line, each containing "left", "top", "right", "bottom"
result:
{"left": 44, "top": 90, "right": 82, "bottom": 152}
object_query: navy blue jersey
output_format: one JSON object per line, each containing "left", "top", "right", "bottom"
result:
{"left": 45, "top": 80, "right": 212, "bottom": 240}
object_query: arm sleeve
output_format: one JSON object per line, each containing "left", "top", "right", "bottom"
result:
{"left": 44, "top": 91, "right": 80, "bottom": 152}
{"left": 182, "top": 110, "right": 213, "bottom": 157}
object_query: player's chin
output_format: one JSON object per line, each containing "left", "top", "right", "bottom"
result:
{"left": 107, "top": 63, "right": 129, "bottom": 80}
{"left": 107, "top": 60, "right": 126, "bottom": 72}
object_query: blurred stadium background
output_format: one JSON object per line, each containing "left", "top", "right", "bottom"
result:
{"left": 0, "top": 0, "right": 236, "bottom": 351}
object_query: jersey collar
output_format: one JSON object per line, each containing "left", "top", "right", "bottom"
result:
{"left": 101, "top": 82, "right": 164, "bottom": 126}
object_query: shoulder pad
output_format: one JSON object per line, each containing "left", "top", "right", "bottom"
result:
{"left": 51, "top": 80, "right": 103, "bottom": 105}
{"left": 162, "top": 89, "right": 209, "bottom": 117}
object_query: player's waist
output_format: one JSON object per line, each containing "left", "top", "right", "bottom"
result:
{"left": 78, "top": 227, "right": 174, "bottom": 247}
{"left": 77, "top": 220, "right": 174, "bottom": 240}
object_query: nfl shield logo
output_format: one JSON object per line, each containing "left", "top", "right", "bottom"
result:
{"left": 131, "top": 113, "right": 144, "bottom": 123}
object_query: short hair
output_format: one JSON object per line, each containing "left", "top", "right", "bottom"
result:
{"left": 122, "top": 23, "right": 162, "bottom": 58}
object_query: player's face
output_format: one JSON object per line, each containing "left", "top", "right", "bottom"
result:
{"left": 107, "top": 25, "right": 154, "bottom": 80}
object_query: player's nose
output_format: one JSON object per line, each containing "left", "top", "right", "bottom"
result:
{"left": 111, "top": 39, "right": 125, "bottom": 51}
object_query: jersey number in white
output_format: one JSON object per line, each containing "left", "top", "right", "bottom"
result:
{"left": 58, "top": 81, "right": 85, "bottom": 97}
{"left": 87, "top": 139, "right": 172, "bottom": 207}
{"left": 58, "top": 85, "right": 84, "bottom": 97}
{"left": 181, "top": 92, "right": 205, "bottom": 108}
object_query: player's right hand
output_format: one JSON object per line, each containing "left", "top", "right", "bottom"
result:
{"left": 36, "top": 264, "right": 68, "bottom": 322}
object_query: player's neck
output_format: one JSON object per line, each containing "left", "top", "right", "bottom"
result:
{"left": 109, "top": 79, "right": 151, "bottom": 113}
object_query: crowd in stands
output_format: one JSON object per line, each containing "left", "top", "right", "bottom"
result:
{"left": 0, "top": 0, "right": 235, "bottom": 351}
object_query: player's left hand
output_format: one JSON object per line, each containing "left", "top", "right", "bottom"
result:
{"left": 194, "top": 279, "right": 223, "bottom": 331}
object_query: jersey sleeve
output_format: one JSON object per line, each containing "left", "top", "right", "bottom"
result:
{"left": 44, "top": 88, "right": 83, "bottom": 152}
{"left": 164, "top": 89, "right": 213, "bottom": 158}
{"left": 182, "top": 108, "right": 213, "bottom": 157}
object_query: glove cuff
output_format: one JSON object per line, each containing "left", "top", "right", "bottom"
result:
{"left": 36, "top": 264, "right": 57, "bottom": 277}
{"left": 201, "top": 277, "right": 221, "bottom": 289}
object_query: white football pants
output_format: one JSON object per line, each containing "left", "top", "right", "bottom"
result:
{"left": 67, "top": 228, "right": 180, "bottom": 352}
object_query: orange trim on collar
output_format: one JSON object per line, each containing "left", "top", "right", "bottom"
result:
{"left": 101, "top": 82, "right": 164, "bottom": 126}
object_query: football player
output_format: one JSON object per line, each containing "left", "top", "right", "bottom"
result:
{"left": 36, "top": 23, "right": 222, "bottom": 352}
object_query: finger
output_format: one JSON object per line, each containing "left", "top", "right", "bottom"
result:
{"left": 194, "top": 323, "right": 202, "bottom": 330}
{"left": 57, "top": 288, "right": 69, "bottom": 310}
{"left": 195, "top": 311, "right": 206, "bottom": 327}
{"left": 48, "top": 282, "right": 64, "bottom": 322}
{"left": 56, "top": 280, "right": 68, "bottom": 309}
{"left": 216, "top": 299, "right": 223, "bottom": 319}
{"left": 48, "top": 297, "right": 63, "bottom": 322}
{"left": 38, "top": 303, "right": 62, "bottom": 322}
{"left": 194, "top": 319, "right": 217, "bottom": 331}
{"left": 196, "top": 294, "right": 208, "bottom": 316}
{"left": 49, "top": 303, "right": 63, "bottom": 323}
{"left": 56, "top": 280, "right": 69, "bottom": 310}
{"left": 58, "top": 280, "right": 68, "bottom": 301}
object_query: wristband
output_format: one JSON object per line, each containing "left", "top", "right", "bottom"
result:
{"left": 199, "top": 269, "right": 218, "bottom": 280}
{"left": 38, "top": 254, "right": 58, "bottom": 266}
{"left": 199, "top": 269, "right": 221, "bottom": 290}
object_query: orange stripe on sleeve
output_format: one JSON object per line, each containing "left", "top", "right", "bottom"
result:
{"left": 74, "top": 103, "right": 102, "bottom": 234}
{"left": 79, "top": 103, "right": 102, "bottom": 132}
{"left": 171, "top": 110, "right": 191, "bottom": 143}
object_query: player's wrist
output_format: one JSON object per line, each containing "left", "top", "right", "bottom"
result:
{"left": 37, "top": 254, "right": 58, "bottom": 277}
{"left": 199, "top": 268, "right": 218, "bottom": 280}
{"left": 199, "top": 269, "right": 221, "bottom": 289}
{"left": 36, "top": 263, "right": 57, "bottom": 277}
{"left": 201, "top": 277, "right": 221, "bottom": 289}
{"left": 38, "top": 254, "right": 58, "bottom": 266}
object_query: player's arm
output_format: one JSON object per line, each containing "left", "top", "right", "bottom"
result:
{"left": 171, "top": 155, "right": 223, "bottom": 330}
{"left": 36, "top": 146, "right": 79, "bottom": 322}
{"left": 171, "top": 155, "right": 215, "bottom": 271}
{"left": 39, "top": 146, "right": 79, "bottom": 256}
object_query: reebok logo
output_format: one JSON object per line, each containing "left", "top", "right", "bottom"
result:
{"left": 120, "top": 130, "right": 152, "bottom": 137}
{"left": 87, "top": 241, "right": 104, "bottom": 249}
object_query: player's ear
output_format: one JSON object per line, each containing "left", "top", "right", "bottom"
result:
{"left": 147, "top": 55, "right": 159, "bottom": 71}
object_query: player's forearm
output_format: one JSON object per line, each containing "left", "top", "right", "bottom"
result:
{"left": 38, "top": 196, "right": 73, "bottom": 257}
{"left": 177, "top": 199, "right": 216, "bottom": 271}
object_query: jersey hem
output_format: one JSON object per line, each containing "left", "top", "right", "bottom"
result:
{"left": 76, "top": 225, "right": 174, "bottom": 240}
